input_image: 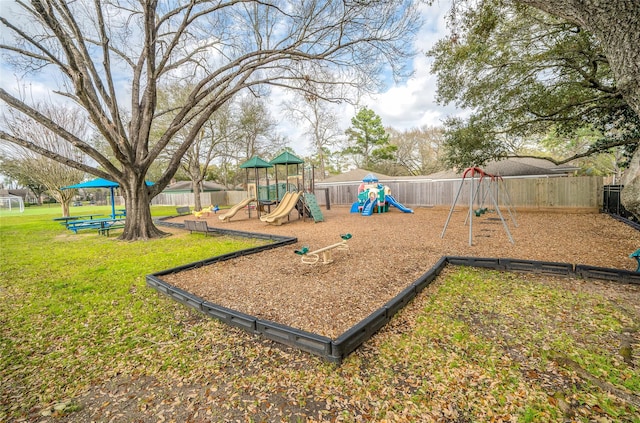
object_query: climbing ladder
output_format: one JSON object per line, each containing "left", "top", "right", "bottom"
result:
{"left": 303, "top": 193, "right": 324, "bottom": 222}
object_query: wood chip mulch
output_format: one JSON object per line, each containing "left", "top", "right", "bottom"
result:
{"left": 161, "top": 206, "right": 640, "bottom": 339}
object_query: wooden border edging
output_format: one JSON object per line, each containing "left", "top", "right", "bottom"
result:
{"left": 148, "top": 219, "right": 640, "bottom": 364}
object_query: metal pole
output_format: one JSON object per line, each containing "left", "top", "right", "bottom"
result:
{"left": 464, "top": 175, "right": 484, "bottom": 226}
{"left": 441, "top": 178, "right": 465, "bottom": 239}
{"left": 110, "top": 187, "right": 116, "bottom": 219}
{"left": 468, "top": 175, "right": 474, "bottom": 246}
{"left": 499, "top": 178, "right": 518, "bottom": 227}
{"left": 487, "top": 182, "right": 514, "bottom": 244}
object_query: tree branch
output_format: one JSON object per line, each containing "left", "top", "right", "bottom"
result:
{"left": 512, "top": 137, "right": 636, "bottom": 165}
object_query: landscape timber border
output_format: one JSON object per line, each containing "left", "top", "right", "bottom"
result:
{"left": 148, "top": 216, "right": 640, "bottom": 364}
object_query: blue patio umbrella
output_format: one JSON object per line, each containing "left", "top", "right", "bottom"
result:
{"left": 62, "top": 177, "right": 154, "bottom": 219}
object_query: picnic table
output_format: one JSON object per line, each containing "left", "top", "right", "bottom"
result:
{"left": 66, "top": 217, "right": 125, "bottom": 235}
{"left": 53, "top": 214, "right": 104, "bottom": 226}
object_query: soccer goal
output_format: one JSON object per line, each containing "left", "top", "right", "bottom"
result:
{"left": 0, "top": 195, "right": 25, "bottom": 212}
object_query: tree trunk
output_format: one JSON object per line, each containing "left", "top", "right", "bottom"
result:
{"left": 621, "top": 149, "right": 640, "bottom": 220}
{"left": 52, "top": 189, "right": 75, "bottom": 217}
{"left": 60, "top": 202, "right": 70, "bottom": 217}
{"left": 192, "top": 180, "right": 202, "bottom": 211}
{"left": 120, "top": 179, "right": 168, "bottom": 241}
{"left": 517, "top": 0, "right": 640, "bottom": 219}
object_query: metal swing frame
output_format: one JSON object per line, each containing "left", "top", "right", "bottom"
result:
{"left": 441, "top": 167, "right": 515, "bottom": 246}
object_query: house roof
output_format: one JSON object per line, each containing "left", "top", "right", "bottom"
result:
{"left": 423, "top": 157, "right": 578, "bottom": 180}
{"left": 164, "top": 181, "right": 228, "bottom": 192}
{"left": 317, "top": 159, "right": 577, "bottom": 185}
{"left": 319, "top": 169, "right": 393, "bottom": 184}
{"left": 0, "top": 189, "right": 28, "bottom": 198}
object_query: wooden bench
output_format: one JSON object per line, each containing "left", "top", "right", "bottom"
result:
{"left": 184, "top": 219, "right": 212, "bottom": 235}
{"left": 176, "top": 206, "right": 191, "bottom": 216}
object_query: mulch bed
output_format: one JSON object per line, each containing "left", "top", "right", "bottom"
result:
{"left": 161, "top": 206, "right": 640, "bottom": 339}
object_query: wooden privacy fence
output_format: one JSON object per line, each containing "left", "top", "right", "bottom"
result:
{"left": 315, "top": 176, "right": 603, "bottom": 210}
{"left": 150, "top": 191, "right": 248, "bottom": 207}
{"left": 146, "top": 176, "right": 603, "bottom": 210}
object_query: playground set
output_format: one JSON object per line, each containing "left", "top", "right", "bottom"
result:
{"left": 214, "top": 152, "right": 325, "bottom": 225}
{"left": 350, "top": 174, "right": 413, "bottom": 216}
{"left": 441, "top": 166, "right": 518, "bottom": 246}
{"left": 151, "top": 163, "right": 640, "bottom": 365}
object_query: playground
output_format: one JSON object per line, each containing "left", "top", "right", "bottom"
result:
{"left": 3, "top": 203, "right": 640, "bottom": 421}
{"left": 164, "top": 205, "right": 640, "bottom": 339}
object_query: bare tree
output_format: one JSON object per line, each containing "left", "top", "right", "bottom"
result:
{"left": 1, "top": 103, "right": 88, "bottom": 216}
{"left": 155, "top": 86, "right": 233, "bottom": 211}
{"left": 282, "top": 94, "right": 342, "bottom": 179}
{"left": 0, "top": 153, "right": 48, "bottom": 204}
{"left": 0, "top": 0, "right": 421, "bottom": 240}
{"left": 388, "top": 126, "right": 446, "bottom": 176}
{"left": 181, "top": 117, "right": 229, "bottom": 212}
{"left": 236, "top": 95, "right": 280, "bottom": 159}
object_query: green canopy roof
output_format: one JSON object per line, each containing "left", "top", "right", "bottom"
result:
{"left": 239, "top": 155, "right": 273, "bottom": 169}
{"left": 269, "top": 151, "right": 304, "bottom": 165}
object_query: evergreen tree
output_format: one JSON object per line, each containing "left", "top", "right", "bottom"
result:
{"left": 343, "top": 107, "right": 397, "bottom": 170}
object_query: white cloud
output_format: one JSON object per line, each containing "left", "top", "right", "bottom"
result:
{"left": 363, "top": 0, "right": 464, "bottom": 131}
{"left": 281, "top": 1, "right": 466, "bottom": 156}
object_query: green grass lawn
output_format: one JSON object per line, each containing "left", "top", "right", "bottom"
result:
{"left": 0, "top": 205, "right": 263, "bottom": 417}
{"left": 1, "top": 205, "right": 639, "bottom": 422}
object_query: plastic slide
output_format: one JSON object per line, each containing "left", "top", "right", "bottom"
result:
{"left": 350, "top": 202, "right": 360, "bottom": 213}
{"left": 361, "top": 198, "right": 375, "bottom": 216}
{"left": 260, "top": 192, "right": 293, "bottom": 222}
{"left": 385, "top": 195, "right": 413, "bottom": 213}
{"left": 218, "top": 197, "right": 255, "bottom": 222}
{"left": 263, "top": 192, "right": 302, "bottom": 225}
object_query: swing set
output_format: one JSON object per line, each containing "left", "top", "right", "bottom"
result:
{"left": 441, "top": 167, "right": 518, "bottom": 246}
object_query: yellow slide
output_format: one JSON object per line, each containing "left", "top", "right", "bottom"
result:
{"left": 218, "top": 197, "right": 255, "bottom": 222}
{"left": 259, "top": 192, "right": 293, "bottom": 222}
{"left": 264, "top": 192, "right": 302, "bottom": 226}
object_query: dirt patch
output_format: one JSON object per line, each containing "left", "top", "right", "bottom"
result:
{"left": 161, "top": 206, "right": 640, "bottom": 339}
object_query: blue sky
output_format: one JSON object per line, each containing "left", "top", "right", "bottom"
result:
{"left": 276, "top": 0, "right": 463, "bottom": 155}
{"left": 364, "top": 1, "right": 458, "bottom": 130}
{"left": 0, "top": 1, "right": 462, "bottom": 156}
